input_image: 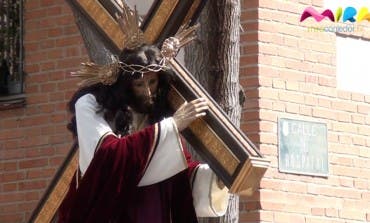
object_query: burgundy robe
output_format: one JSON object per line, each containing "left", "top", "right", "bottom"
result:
{"left": 58, "top": 124, "right": 199, "bottom": 223}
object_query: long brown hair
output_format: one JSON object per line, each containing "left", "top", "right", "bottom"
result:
{"left": 67, "top": 44, "right": 174, "bottom": 137}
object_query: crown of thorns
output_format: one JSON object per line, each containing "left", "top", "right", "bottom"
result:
{"left": 118, "top": 58, "right": 167, "bottom": 74}
{"left": 72, "top": 0, "right": 199, "bottom": 88}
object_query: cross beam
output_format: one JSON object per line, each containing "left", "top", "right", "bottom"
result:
{"left": 29, "top": 1, "right": 269, "bottom": 222}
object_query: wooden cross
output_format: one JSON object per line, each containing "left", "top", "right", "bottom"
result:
{"left": 29, "top": 1, "right": 269, "bottom": 222}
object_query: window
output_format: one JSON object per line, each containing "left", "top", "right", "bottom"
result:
{"left": 0, "top": 0, "right": 24, "bottom": 110}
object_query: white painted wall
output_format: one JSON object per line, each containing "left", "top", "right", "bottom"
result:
{"left": 336, "top": 36, "right": 370, "bottom": 96}
{"left": 324, "top": 0, "right": 370, "bottom": 10}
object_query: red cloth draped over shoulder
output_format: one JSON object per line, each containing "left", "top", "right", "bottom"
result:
{"left": 58, "top": 124, "right": 199, "bottom": 223}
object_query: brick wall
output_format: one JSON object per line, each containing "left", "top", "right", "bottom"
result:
{"left": 0, "top": 1, "right": 87, "bottom": 222}
{"left": 240, "top": 0, "right": 370, "bottom": 222}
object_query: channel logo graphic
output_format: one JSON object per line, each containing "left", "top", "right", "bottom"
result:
{"left": 300, "top": 6, "right": 370, "bottom": 23}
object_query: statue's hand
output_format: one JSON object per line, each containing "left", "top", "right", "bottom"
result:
{"left": 173, "top": 98, "right": 208, "bottom": 131}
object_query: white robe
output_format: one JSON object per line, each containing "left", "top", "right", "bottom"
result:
{"left": 75, "top": 93, "right": 229, "bottom": 217}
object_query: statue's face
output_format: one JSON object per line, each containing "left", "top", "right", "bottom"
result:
{"left": 130, "top": 71, "right": 159, "bottom": 113}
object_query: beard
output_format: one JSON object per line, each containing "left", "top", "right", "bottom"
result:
{"left": 129, "top": 93, "right": 157, "bottom": 114}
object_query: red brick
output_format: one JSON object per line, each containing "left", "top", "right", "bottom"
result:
{"left": 46, "top": 6, "right": 62, "bottom": 16}
{"left": 18, "top": 201, "right": 38, "bottom": 212}
{"left": 50, "top": 113, "right": 67, "bottom": 123}
{"left": 65, "top": 47, "right": 81, "bottom": 57}
{"left": 39, "top": 39, "right": 55, "bottom": 48}
{"left": 25, "top": 147, "right": 55, "bottom": 158}
{"left": 19, "top": 180, "right": 48, "bottom": 190}
{"left": 39, "top": 104, "right": 55, "bottom": 113}
{"left": 19, "top": 137, "right": 49, "bottom": 148}
{"left": 25, "top": 29, "right": 49, "bottom": 42}
{"left": 49, "top": 134, "right": 70, "bottom": 144}
{"left": 49, "top": 156, "right": 66, "bottom": 167}
{"left": 48, "top": 71, "right": 66, "bottom": 81}
{"left": 55, "top": 102, "right": 69, "bottom": 111}
{"left": 0, "top": 213, "right": 23, "bottom": 223}
{"left": 57, "top": 79, "right": 77, "bottom": 90}
{"left": 311, "top": 208, "right": 325, "bottom": 216}
{"left": 23, "top": 127, "right": 42, "bottom": 137}
{"left": 39, "top": 18, "right": 57, "bottom": 29}
{"left": 0, "top": 172, "right": 25, "bottom": 183}
{"left": 2, "top": 183, "right": 18, "bottom": 192}
{"left": 49, "top": 92, "right": 64, "bottom": 102}
{"left": 24, "top": 64, "right": 40, "bottom": 74}
{"left": 40, "top": 0, "right": 55, "bottom": 6}
{"left": 0, "top": 203, "right": 18, "bottom": 213}
{"left": 305, "top": 74, "right": 318, "bottom": 84}
{"left": 19, "top": 158, "right": 48, "bottom": 169}
{"left": 243, "top": 201, "right": 261, "bottom": 211}
{"left": 324, "top": 208, "right": 338, "bottom": 217}
{"left": 40, "top": 62, "right": 56, "bottom": 71}
{"left": 240, "top": 54, "right": 258, "bottom": 65}
{"left": 240, "top": 122, "right": 259, "bottom": 134}
{"left": 25, "top": 0, "right": 40, "bottom": 9}
{"left": 24, "top": 191, "right": 40, "bottom": 201}
{"left": 0, "top": 162, "right": 18, "bottom": 172}
{"left": 239, "top": 211, "right": 260, "bottom": 222}
{"left": 19, "top": 115, "right": 50, "bottom": 127}
{"left": 25, "top": 8, "right": 48, "bottom": 20}
{"left": 25, "top": 20, "right": 41, "bottom": 31}
{"left": 25, "top": 84, "right": 40, "bottom": 94}
{"left": 0, "top": 129, "right": 23, "bottom": 140}
{"left": 63, "top": 25, "right": 79, "bottom": 35}
{"left": 55, "top": 144, "right": 70, "bottom": 155}
{"left": 0, "top": 193, "right": 24, "bottom": 203}
{"left": 55, "top": 36, "right": 82, "bottom": 47}
{"left": 2, "top": 139, "right": 19, "bottom": 151}
{"left": 27, "top": 73, "right": 49, "bottom": 83}
{"left": 26, "top": 168, "right": 55, "bottom": 179}
{"left": 47, "top": 49, "right": 64, "bottom": 60}
{"left": 40, "top": 126, "right": 56, "bottom": 135}
{"left": 24, "top": 42, "right": 39, "bottom": 51}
